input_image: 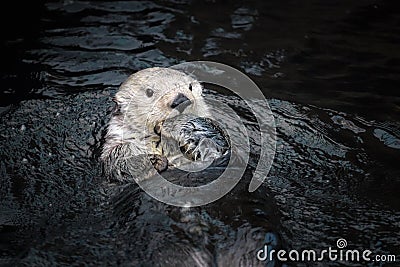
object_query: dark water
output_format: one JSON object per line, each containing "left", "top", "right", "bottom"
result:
{"left": 1, "top": 0, "right": 400, "bottom": 266}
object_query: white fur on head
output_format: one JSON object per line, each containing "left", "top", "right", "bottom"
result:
{"left": 115, "top": 67, "right": 209, "bottom": 134}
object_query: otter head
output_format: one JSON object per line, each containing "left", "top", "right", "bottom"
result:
{"left": 114, "top": 67, "right": 210, "bottom": 139}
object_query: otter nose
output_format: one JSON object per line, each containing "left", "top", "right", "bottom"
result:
{"left": 170, "top": 93, "right": 191, "bottom": 112}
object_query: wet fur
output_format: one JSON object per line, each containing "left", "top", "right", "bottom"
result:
{"left": 101, "top": 67, "right": 210, "bottom": 182}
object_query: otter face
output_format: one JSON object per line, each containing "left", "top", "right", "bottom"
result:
{"left": 114, "top": 67, "right": 210, "bottom": 136}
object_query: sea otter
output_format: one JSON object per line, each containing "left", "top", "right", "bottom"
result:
{"left": 101, "top": 67, "right": 228, "bottom": 182}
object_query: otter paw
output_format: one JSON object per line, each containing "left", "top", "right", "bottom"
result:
{"left": 178, "top": 118, "right": 229, "bottom": 162}
{"left": 150, "top": 154, "right": 168, "bottom": 172}
{"left": 180, "top": 137, "right": 225, "bottom": 162}
{"left": 180, "top": 139, "right": 201, "bottom": 161}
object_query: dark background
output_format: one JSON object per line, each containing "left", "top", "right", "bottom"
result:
{"left": 1, "top": 0, "right": 399, "bottom": 266}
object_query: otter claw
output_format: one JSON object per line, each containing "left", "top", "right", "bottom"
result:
{"left": 150, "top": 154, "right": 168, "bottom": 172}
{"left": 179, "top": 140, "right": 202, "bottom": 161}
{"left": 180, "top": 134, "right": 227, "bottom": 162}
{"left": 193, "top": 151, "right": 201, "bottom": 161}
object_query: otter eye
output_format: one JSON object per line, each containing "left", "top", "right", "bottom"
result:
{"left": 189, "top": 84, "right": 193, "bottom": 91}
{"left": 146, "top": 88, "right": 154, "bottom": 97}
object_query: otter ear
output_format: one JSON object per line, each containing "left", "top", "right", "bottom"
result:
{"left": 111, "top": 97, "right": 122, "bottom": 115}
{"left": 113, "top": 94, "right": 127, "bottom": 110}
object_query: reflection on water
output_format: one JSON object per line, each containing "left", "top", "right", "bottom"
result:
{"left": 1, "top": 0, "right": 399, "bottom": 266}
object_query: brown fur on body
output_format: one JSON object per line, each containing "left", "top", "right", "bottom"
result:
{"left": 101, "top": 67, "right": 210, "bottom": 182}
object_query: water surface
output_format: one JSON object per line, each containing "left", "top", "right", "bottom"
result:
{"left": 1, "top": 0, "right": 399, "bottom": 266}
